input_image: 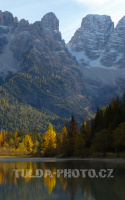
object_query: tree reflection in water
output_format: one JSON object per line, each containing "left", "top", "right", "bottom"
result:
{"left": 0, "top": 161, "right": 124, "bottom": 200}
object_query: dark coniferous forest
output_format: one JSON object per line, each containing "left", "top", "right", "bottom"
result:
{"left": 0, "top": 96, "right": 125, "bottom": 158}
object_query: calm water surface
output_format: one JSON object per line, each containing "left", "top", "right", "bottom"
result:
{"left": 0, "top": 159, "right": 124, "bottom": 200}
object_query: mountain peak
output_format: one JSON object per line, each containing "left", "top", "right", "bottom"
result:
{"left": 68, "top": 13, "right": 114, "bottom": 60}
{"left": 17, "top": 19, "right": 29, "bottom": 31}
{"left": 81, "top": 14, "right": 113, "bottom": 30}
{"left": 0, "top": 10, "right": 15, "bottom": 26}
{"left": 41, "top": 12, "right": 59, "bottom": 31}
{"left": 84, "top": 14, "right": 111, "bottom": 20}
{"left": 116, "top": 16, "right": 125, "bottom": 28}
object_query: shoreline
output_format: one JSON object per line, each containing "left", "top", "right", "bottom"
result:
{"left": 0, "top": 157, "right": 125, "bottom": 163}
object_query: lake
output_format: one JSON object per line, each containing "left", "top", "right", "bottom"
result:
{"left": 0, "top": 158, "right": 124, "bottom": 200}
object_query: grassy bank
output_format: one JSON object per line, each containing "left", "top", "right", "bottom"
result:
{"left": 0, "top": 147, "right": 125, "bottom": 159}
{"left": 0, "top": 147, "right": 31, "bottom": 157}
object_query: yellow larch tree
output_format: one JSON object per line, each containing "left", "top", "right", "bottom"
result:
{"left": 23, "top": 135, "right": 33, "bottom": 151}
{"left": 42, "top": 123, "right": 57, "bottom": 156}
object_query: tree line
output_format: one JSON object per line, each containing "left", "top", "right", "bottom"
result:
{"left": 0, "top": 96, "right": 125, "bottom": 157}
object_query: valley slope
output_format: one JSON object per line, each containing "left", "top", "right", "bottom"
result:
{"left": 0, "top": 11, "right": 92, "bottom": 131}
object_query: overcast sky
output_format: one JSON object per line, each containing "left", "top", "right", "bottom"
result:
{"left": 0, "top": 0, "right": 125, "bottom": 42}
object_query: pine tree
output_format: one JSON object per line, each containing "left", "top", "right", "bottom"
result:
{"left": 81, "top": 119, "right": 91, "bottom": 148}
{"left": 67, "top": 116, "right": 78, "bottom": 157}
{"left": 60, "top": 126, "right": 69, "bottom": 157}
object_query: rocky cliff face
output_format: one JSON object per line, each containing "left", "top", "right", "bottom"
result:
{"left": 0, "top": 10, "right": 92, "bottom": 126}
{"left": 0, "top": 11, "right": 76, "bottom": 77}
{"left": 0, "top": 11, "right": 20, "bottom": 79}
{"left": 67, "top": 14, "right": 125, "bottom": 106}
{"left": 68, "top": 15, "right": 114, "bottom": 60}
{"left": 41, "top": 12, "right": 59, "bottom": 31}
{"left": 101, "top": 16, "right": 125, "bottom": 67}
{"left": 67, "top": 14, "right": 125, "bottom": 69}
{"left": 0, "top": 10, "right": 18, "bottom": 27}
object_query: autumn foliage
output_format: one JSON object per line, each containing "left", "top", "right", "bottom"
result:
{"left": 0, "top": 96, "right": 125, "bottom": 157}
